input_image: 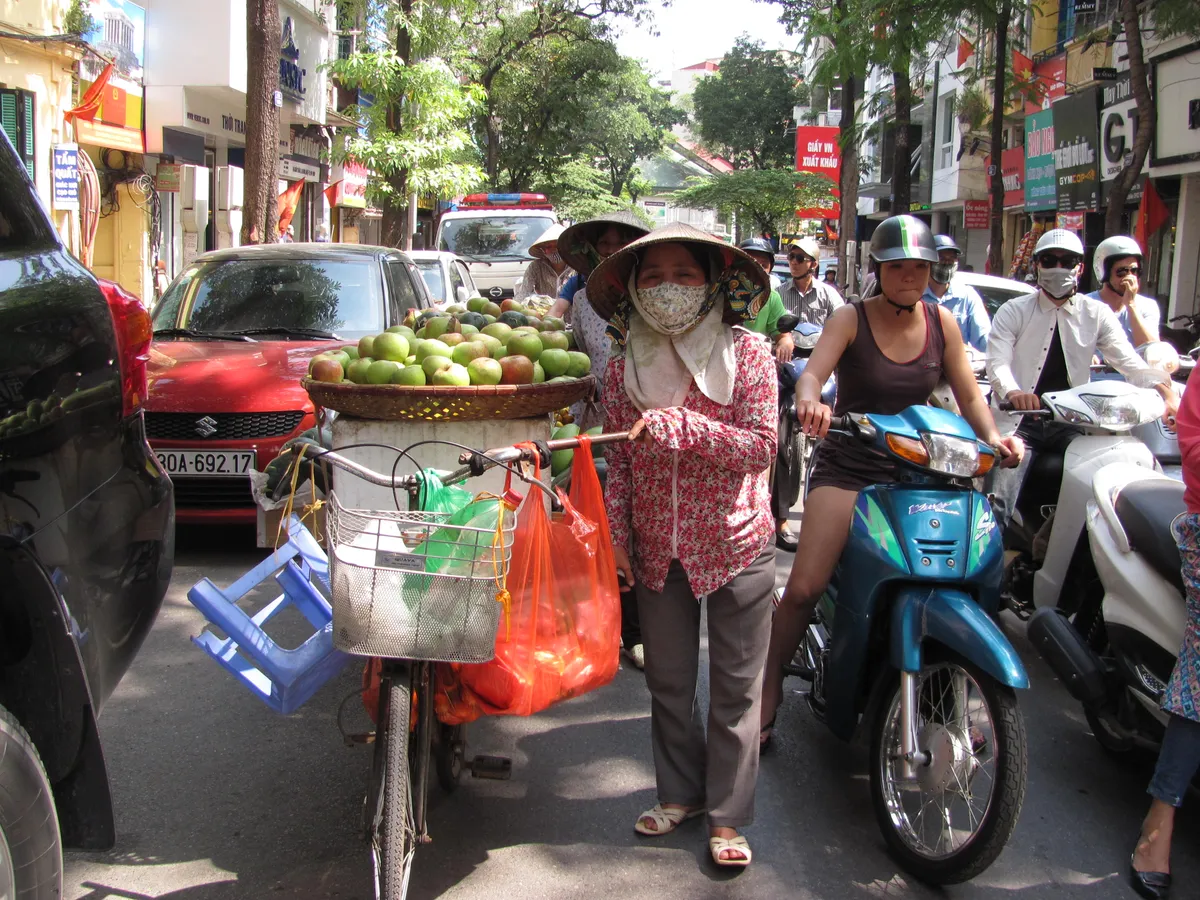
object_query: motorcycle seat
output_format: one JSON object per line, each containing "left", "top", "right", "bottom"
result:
{"left": 1114, "top": 479, "right": 1187, "bottom": 594}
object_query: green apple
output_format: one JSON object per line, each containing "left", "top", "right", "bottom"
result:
{"left": 539, "top": 330, "right": 569, "bottom": 352}
{"left": 415, "top": 326, "right": 427, "bottom": 339}
{"left": 366, "top": 360, "right": 400, "bottom": 384}
{"left": 565, "top": 330, "right": 577, "bottom": 350}
{"left": 358, "top": 335, "right": 376, "bottom": 359}
{"left": 566, "top": 351, "right": 591, "bottom": 377}
{"left": 424, "top": 316, "right": 452, "bottom": 339}
{"left": 386, "top": 325, "right": 417, "bottom": 343}
{"left": 421, "top": 355, "right": 454, "bottom": 379}
{"left": 542, "top": 316, "right": 566, "bottom": 331}
{"left": 547, "top": 375, "right": 576, "bottom": 383}
{"left": 466, "top": 296, "right": 487, "bottom": 313}
{"left": 452, "top": 340, "right": 489, "bottom": 366}
{"left": 483, "top": 314, "right": 497, "bottom": 325}
{"left": 506, "top": 332, "right": 544, "bottom": 362}
{"left": 481, "top": 322, "right": 513, "bottom": 343}
{"left": 404, "top": 355, "right": 416, "bottom": 365}
{"left": 346, "top": 358, "right": 374, "bottom": 384}
{"left": 415, "top": 339, "right": 453, "bottom": 362}
{"left": 467, "top": 357, "right": 503, "bottom": 385}
{"left": 392, "top": 365, "right": 426, "bottom": 386}
{"left": 373, "top": 332, "right": 410, "bottom": 362}
{"left": 432, "top": 363, "right": 471, "bottom": 386}
{"left": 539, "top": 348, "right": 570, "bottom": 378}
{"left": 476, "top": 334, "right": 503, "bottom": 356}
{"left": 482, "top": 301, "right": 503, "bottom": 318}
{"left": 532, "top": 362, "right": 545, "bottom": 383}
{"left": 343, "top": 345, "right": 360, "bottom": 360}
{"left": 441, "top": 333, "right": 466, "bottom": 347}
{"left": 459, "top": 323, "right": 479, "bottom": 335}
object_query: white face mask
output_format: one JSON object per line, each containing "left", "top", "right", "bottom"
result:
{"left": 544, "top": 250, "right": 563, "bottom": 266}
{"left": 635, "top": 281, "right": 710, "bottom": 334}
{"left": 1038, "top": 267, "right": 1078, "bottom": 299}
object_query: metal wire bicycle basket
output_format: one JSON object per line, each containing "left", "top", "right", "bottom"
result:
{"left": 325, "top": 491, "right": 516, "bottom": 661}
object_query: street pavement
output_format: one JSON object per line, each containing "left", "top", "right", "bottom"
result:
{"left": 65, "top": 523, "right": 1198, "bottom": 900}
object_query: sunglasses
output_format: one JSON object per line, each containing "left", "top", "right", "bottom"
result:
{"left": 788, "top": 253, "right": 816, "bottom": 263}
{"left": 1114, "top": 266, "right": 1140, "bottom": 277}
{"left": 1037, "top": 254, "right": 1081, "bottom": 269}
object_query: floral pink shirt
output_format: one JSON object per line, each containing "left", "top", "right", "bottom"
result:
{"left": 603, "top": 328, "right": 777, "bottom": 595}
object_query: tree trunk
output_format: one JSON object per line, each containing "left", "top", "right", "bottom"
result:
{"left": 1105, "top": 0, "right": 1155, "bottom": 236}
{"left": 988, "top": 0, "right": 1010, "bottom": 276}
{"left": 485, "top": 112, "right": 501, "bottom": 188}
{"left": 891, "top": 62, "right": 912, "bottom": 213}
{"left": 838, "top": 73, "right": 859, "bottom": 292}
{"left": 241, "top": 0, "right": 279, "bottom": 245}
{"left": 382, "top": 0, "right": 415, "bottom": 250}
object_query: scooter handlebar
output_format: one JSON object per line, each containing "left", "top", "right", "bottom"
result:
{"left": 996, "top": 399, "right": 1053, "bottom": 417}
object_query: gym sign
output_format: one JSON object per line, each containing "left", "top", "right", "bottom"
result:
{"left": 280, "top": 16, "right": 306, "bottom": 102}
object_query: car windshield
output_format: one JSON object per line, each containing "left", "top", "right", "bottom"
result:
{"left": 974, "top": 284, "right": 1030, "bottom": 318}
{"left": 152, "top": 258, "right": 385, "bottom": 338}
{"left": 439, "top": 216, "right": 554, "bottom": 260}
{"left": 414, "top": 260, "right": 445, "bottom": 303}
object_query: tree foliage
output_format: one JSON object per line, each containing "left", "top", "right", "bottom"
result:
{"left": 672, "top": 169, "right": 835, "bottom": 236}
{"left": 691, "top": 37, "right": 801, "bottom": 170}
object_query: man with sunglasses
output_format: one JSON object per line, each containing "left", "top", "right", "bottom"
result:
{"left": 987, "top": 228, "right": 1177, "bottom": 419}
{"left": 1086, "top": 234, "right": 1160, "bottom": 349}
{"left": 778, "top": 236, "right": 843, "bottom": 330}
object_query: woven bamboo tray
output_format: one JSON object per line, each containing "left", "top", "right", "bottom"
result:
{"left": 302, "top": 375, "right": 595, "bottom": 421}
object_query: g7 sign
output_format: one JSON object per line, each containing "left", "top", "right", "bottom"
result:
{"left": 1100, "top": 75, "right": 1145, "bottom": 203}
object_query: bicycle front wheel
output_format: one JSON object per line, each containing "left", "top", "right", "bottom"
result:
{"left": 372, "top": 674, "right": 416, "bottom": 900}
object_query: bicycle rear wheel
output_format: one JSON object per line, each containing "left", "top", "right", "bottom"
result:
{"left": 371, "top": 671, "right": 416, "bottom": 900}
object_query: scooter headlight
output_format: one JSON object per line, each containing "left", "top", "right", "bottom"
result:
{"left": 1079, "top": 391, "right": 1165, "bottom": 429}
{"left": 921, "top": 432, "right": 980, "bottom": 478}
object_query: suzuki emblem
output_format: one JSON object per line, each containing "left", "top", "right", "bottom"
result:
{"left": 195, "top": 416, "right": 218, "bottom": 437}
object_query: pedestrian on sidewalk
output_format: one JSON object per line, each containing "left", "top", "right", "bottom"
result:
{"left": 591, "top": 223, "right": 777, "bottom": 869}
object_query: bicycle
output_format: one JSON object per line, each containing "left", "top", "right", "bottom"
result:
{"left": 282, "top": 430, "right": 631, "bottom": 900}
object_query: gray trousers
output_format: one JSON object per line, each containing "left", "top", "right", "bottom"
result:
{"left": 636, "top": 543, "right": 776, "bottom": 828}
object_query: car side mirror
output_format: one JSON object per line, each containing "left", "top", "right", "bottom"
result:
{"left": 777, "top": 313, "right": 800, "bottom": 334}
{"left": 456, "top": 286, "right": 471, "bottom": 305}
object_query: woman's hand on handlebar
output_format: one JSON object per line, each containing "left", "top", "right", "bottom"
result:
{"left": 629, "top": 418, "right": 654, "bottom": 447}
{"left": 1004, "top": 390, "right": 1042, "bottom": 412}
{"left": 994, "top": 435, "right": 1024, "bottom": 469}
{"left": 796, "top": 399, "right": 832, "bottom": 438}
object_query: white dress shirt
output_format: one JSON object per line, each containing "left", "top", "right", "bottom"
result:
{"left": 987, "top": 289, "right": 1167, "bottom": 403}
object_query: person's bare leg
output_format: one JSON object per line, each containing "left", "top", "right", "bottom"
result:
{"left": 760, "top": 486, "right": 857, "bottom": 737}
{"left": 1134, "top": 800, "right": 1176, "bottom": 873}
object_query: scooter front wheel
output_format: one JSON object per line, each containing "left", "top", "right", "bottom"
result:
{"left": 869, "top": 658, "right": 1027, "bottom": 884}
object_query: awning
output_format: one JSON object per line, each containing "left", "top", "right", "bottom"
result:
{"left": 326, "top": 109, "right": 360, "bottom": 128}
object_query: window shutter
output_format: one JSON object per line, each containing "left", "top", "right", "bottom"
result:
{"left": 0, "top": 91, "right": 17, "bottom": 154}
{"left": 18, "top": 90, "right": 34, "bottom": 180}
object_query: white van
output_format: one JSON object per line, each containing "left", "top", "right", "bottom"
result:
{"left": 434, "top": 194, "right": 558, "bottom": 301}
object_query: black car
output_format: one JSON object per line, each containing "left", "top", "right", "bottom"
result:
{"left": 0, "top": 133, "right": 174, "bottom": 895}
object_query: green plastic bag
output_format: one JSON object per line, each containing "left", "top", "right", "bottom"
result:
{"left": 417, "top": 468, "right": 473, "bottom": 515}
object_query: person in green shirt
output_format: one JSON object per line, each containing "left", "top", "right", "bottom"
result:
{"left": 740, "top": 238, "right": 802, "bottom": 550}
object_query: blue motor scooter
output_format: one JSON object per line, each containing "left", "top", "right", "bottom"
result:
{"left": 785, "top": 404, "right": 1029, "bottom": 884}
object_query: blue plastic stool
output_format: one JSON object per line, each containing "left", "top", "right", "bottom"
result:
{"left": 188, "top": 515, "right": 349, "bottom": 714}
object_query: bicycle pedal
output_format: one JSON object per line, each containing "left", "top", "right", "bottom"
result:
{"left": 469, "top": 755, "right": 512, "bottom": 780}
{"left": 344, "top": 731, "right": 375, "bottom": 747}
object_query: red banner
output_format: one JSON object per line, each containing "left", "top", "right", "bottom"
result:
{"left": 964, "top": 200, "right": 990, "bottom": 229}
{"left": 985, "top": 147, "right": 1027, "bottom": 209}
{"left": 794, "top": 125, "right": 841, "bottom": 219}
{"left": 1025, "top": 54, "right": 1067, "bottom": 115}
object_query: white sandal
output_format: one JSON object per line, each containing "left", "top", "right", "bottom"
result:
{"left": 634, "top": 803, "right": 705, "bottom": 836}
{"left": 709, "top": 834, "right": 752, "bottom": 867}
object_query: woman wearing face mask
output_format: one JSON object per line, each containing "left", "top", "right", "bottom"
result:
{"left": 761, "top": 216, "right": 1025, "bottom": 747}
{"left": 590, "top": 223, "right": 777, "bottom": 868}
{"left": 516, "top": 223, "right": 572, "bottom": 303}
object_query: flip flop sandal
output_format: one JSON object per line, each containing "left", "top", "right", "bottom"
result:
{"left": 710, "top": 834, "right": 752, "bottom": 868}
{"left": 759, "top": 715, "right": 776, "bottom": 751}
{"left": 634, "top": 803, "right": 706, "bottom": 836}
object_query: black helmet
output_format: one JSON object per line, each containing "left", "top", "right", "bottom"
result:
{"left": 738, "top": 237, "right": 775, "bottom": 259}
{"left": 933, "top": 234, "right": 961, "bottom": 255}
{"left": 869, "top": 215, "right": 939, "bottom": 264}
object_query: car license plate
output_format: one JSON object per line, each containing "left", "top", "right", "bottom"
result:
{"left": 156, "top": 449, "right": 256, "bottom": 477}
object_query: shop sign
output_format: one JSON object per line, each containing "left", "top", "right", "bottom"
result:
{"left": 964, "top": 200, "right": 990, "bottom": 229}
{"left": 155, "top": 162, "right": 181, "bottom": 192}
{"left": 1056, "top": 211, "right": 1084, "bottom": 231}
{"left": 986, "top": 147, "right": 1026, "bottom": 208}
{"left": 1025, "top": 54, "right": 1067, "bottom": 115}
{"left": 1151, "top": 45, "right": 1200, "bottom": 168}
{"left": 1100, "top": 74, "right": 1145, "bottom": 205}
{"left": 279, "top": 16, "right": 307, "bottom": 103}
{"left": 332, "top": 160, "right": 368, "bottom": 207}
{"left": 1024, "top": 109, "right": 1056, "bottom": 210}
{"left": 793, "top": 125, "right": 841, "bottom": 219}
{"left": 52, "top": 144, "right": 79, "bottom": 210}
{"left": 290, "top": 131, "right": 323, "bottom": 162}
{"left": 280, "top": 157, "right": 320, "bottom": 183}
{"left": 1052, "top": 88, "right": 1101, "bottom": 212}
{"left": 76, "top": 0, "right": 146, "bottom": 155}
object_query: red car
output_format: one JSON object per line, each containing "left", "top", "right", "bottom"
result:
{"left": 146, "top": 244, "right": 433, "bottom": 524}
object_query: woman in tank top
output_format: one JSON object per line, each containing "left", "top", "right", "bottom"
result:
{"left": 759, "top": 216, "right": 1025, "bottom": 747}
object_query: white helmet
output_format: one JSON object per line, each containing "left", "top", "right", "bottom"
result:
{"left": 1092, "top": 235, "right": 1142, "bottom": 283}
{"left": 789, "top": 236, "right": 821, "bottom": 262}
{"left": 1034, "top": 228, "right": 1085, "bottom": 258}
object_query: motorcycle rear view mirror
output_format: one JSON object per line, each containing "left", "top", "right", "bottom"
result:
{"left": 777, "top": 313, "right": 800, "bottom": 334}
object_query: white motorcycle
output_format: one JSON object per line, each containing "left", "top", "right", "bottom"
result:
{"left": 996, "top": 381, "right": 1166, "bottom": 619}
{"left": 1028, "top": 460, "right": 1187, "bottom": 757}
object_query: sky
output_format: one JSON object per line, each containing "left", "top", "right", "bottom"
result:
{"left": 614, "top": 0, "right": 796, "bottom": 83}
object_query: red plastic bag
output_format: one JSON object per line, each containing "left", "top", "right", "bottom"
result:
{"left": 435, "top": 439, "right": 620, "bottom": 724}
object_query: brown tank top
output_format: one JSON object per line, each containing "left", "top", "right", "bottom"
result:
{"left": 833, "top": 300, "right": 946, "bottom": 417}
